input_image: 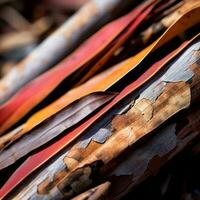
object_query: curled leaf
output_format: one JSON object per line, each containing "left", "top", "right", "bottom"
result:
{"left": 0, "top": 0, "right": 155, "bottom": 134}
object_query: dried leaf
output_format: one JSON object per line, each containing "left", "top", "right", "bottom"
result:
{"left": 0, "top": 0, "right": 155, "bottom": 134}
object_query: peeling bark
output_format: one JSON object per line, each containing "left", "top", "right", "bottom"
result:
{"left": 47, "top": 37, "right": 200, "bottom": 199}
{"left": 1, "top": 4, "right": 200, "bottom": 200}
{"left": 11, "top": 34, "right": 200, "bottom": 200}
{"left": 0, "top": 0, "right": 156, "bottom": 135}
{"left": 72, "top": 182, "right": 111, "bottom": 200}
{"left": 105, "top": 104, "right": 200, "bottom": 199}
{"left": 1, "top": 2, "right": 199, "bottom": 143}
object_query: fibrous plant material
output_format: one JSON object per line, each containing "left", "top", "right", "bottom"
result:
{"left": 1, "top": 17, "right": 198, "bottom": 197}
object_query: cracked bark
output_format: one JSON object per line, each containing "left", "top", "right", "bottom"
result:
{"left": 11, "top": 34, "right": 200, "bottom": 200}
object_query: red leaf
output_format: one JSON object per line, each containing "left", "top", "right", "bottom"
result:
{"left": 0, "top": 1, "right": 155, "bottom": 134}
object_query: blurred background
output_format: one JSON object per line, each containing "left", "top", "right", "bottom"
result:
{"left": 0, "top": 0, "right": 89, "bottom": 77}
